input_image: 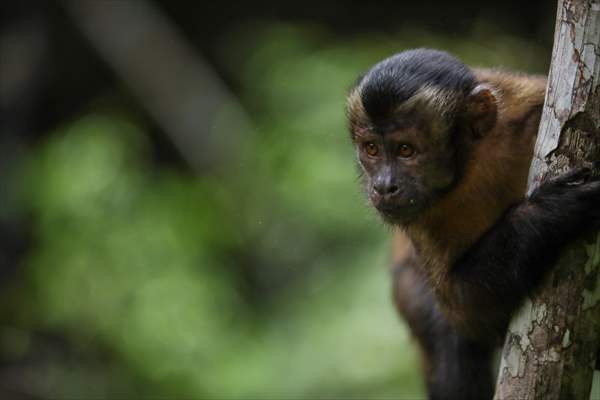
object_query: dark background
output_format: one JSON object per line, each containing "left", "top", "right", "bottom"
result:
{"left": 0, "top": 1, "right": 555, "bottom": 398}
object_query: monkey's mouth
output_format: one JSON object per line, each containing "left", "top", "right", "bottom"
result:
{"left": 374, "top": 202, "right": 421, "bottom": 224}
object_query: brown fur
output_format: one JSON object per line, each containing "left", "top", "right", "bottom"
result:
{"left": 346, "top": 87, "right": 369, "bottom": 133}
{"left": 391, "top": 69, "right": 547, "bottom": 327}
{"left": 352, "top": 58, "right": 549, "bottom": 397}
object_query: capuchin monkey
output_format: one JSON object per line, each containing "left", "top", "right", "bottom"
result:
{"left": 346, "top": 48, "right": 600, "bottom": 399}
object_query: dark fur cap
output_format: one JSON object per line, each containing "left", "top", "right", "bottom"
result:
{"left": 348, "top": 49, "right": 477, "bottom": 127}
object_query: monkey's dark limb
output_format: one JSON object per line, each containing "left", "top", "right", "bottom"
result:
{"left": 445, "top": 168, "right": 600, "bottom": 338}
{"left": 393, "top": 263, "right": 494, "bottom": 400}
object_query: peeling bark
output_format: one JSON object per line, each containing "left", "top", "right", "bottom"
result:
{"left": 495, "top": 1, "right": 600, "bottom": 399}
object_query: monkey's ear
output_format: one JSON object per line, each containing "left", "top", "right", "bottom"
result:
{"left": 463, "top": 84, "right": 497, "bottom": 138}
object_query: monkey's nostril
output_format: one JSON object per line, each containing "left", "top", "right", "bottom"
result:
{"left": 374, "top": 183, "right": 400, "bottom": 196}
{"left": 388, "top": 185, "right": 400, "bottom": 195}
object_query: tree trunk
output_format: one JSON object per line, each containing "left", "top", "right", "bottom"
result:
{"left": 495, "top": 0, "right": 600, "bottom": 399}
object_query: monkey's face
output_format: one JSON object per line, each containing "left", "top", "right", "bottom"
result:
{"left": 352, "top": 121, "right": 457, "bottom": 225}
{"left": 345, "top": 49, "right": 493, "bottom": 225}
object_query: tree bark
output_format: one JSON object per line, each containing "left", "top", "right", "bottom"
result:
{"left": 495, "top": 0, "right": 600, "bottom": 399}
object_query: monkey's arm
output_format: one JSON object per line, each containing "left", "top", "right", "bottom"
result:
{"left": 393, "top": 260, "right": 495, "bottom": 400}
{"left": 441, "top": 168, "right": 600, "bottom": 338}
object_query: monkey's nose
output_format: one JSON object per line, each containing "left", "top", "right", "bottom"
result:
{"left": 374, "top": 182, "right": 401, "bottom": 197}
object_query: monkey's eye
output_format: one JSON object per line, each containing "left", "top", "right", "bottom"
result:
{"left": 398, "top": 144, "right": 414, "bottom": 158}
{"left": 364, "top": 142, "right": 379, "bottom": 157}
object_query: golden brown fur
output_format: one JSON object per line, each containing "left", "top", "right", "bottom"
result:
{"left": 346, "top": 87, "right": 369, "bottom": 133}
{"left": 345, "top": 50, "right": 560, "bottom": 399}
{"left": 396, "top": 69, "right": 547, "bottom": 292}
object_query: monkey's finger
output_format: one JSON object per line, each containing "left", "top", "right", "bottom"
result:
{"left": 552, "top": 167, "right": 592, "bottom": 187}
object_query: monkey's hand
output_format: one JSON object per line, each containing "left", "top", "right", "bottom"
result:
{"left": 529, "top": 167, "right": 600, "bottom": 231}
{"left": 441, "top": 167, "right": 600, "bottom": 339}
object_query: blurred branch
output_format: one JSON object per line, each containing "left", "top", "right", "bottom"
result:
{"left": 61, "top": 0, "right": 255, "bottom": 172}
{"left": 0, "top": 14, "right": 48, "bottom": 282}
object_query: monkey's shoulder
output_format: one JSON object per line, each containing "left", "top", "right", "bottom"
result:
{"left": 473, "top": 68, "right": 546, "bottom": 112}
{"left": 470, "top": 67, "right": 546, "bottom": 140}
{"left": 473, "top": 67, "right": 546, "bottom": 92}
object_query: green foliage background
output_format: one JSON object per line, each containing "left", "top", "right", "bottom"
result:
{"left": 4, "top": 24, "right": 547, "bottom": 399}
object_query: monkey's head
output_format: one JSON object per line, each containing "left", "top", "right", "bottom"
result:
{"left": 347, "top": 49, "right": 497, "bottom": 225}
